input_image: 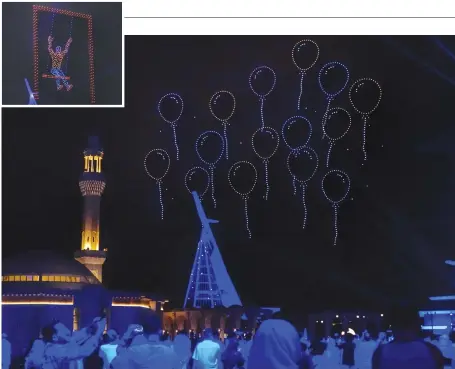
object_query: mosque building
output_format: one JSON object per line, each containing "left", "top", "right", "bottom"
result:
{"left": 2, "top": 137, "right": 167, "bottom": 358}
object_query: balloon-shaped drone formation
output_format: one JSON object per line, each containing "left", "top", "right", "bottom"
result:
{"left": 209, "top": 90, "right": 236, "bottom": 160}
{"left": 349, "top": 78, "right": 382, "bottom": 161}
{"left": 249, "top": 66, "right": 277, "bottom": 130}
{"left": 195, "top": 130, "right": 225, "bottom": 208}
{"left": 291, "top": 39, "right": 320, "bottom": 111}
{"left": 318, "top": 62, "right": 350, "bottom": 139}
{"left": 158, "top": 93, "right": 184, "bottom": 160}
{"left": 281, "top": 116, "right": 313, "bottom": 195}
{"left": 251, "top": 126, "right": 280, "bottom": 200}
{"left": 228, "top": 161, "right": 258, "bottom": 239}
{"left": 144, "top": 149, "right": 171, "bottom": 220}
{"left": 321, "top": 169, "right": 351, "bottom": 246}
{"left": 185, "top": 166, "right": 210, "bottom": 200}
{"left": 322, "top": 107, "right": 352, "bottom": 167}
{"left": 287, "top": 146, "right": 319, "bottom": 229}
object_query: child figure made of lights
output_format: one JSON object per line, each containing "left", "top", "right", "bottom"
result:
{"left": 195, "top": 130, "right": 225, "bottom": 209}
{"left": 144, "top": 149, "right": 171, "bottom": 220}
{"left": 32, "top": 5, "right": 95, "bottom": 103}
{"left": 251, "top": 126, "right": 280, "bottom": 200}
{"left": 291, "top": 39, "right": 320, "bottom": 111}
{"left": 249, "top": 66, "right": 277, "bottom": 130}
{"left": 281, "top": 116, "right": 313, "bottom": 195}
{"left": 209, "top": 91, "right": 236, "bottom": 160}
{"left": 321, "top": 169, "right": 351, "bottom": 246}
{"left": 158, "top": 93, "right": 184, "bottom": 161}
{"left": 349, "top": 78, "right": 382, "bottom": 161}
{"left": 318, "top": 62, "right": 350, "bottom": 139}
{"left": 228, "top": 161, "right": 258, "bottom": 239}
{"left": 286, "top": 146, "right": 319, "bottom": 229}
{"left": 322, "top": 107, "right": 352, "bottom": 168}
{"left": 48, "top": 35, "right": 73, "bottom": 91}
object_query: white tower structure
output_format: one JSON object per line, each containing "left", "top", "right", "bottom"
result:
{"left": 184, "top": 191, "right": 242, "bottom": 309}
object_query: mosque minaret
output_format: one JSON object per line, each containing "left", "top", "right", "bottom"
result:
{"left": 74, "top": 136, "right": 107, "bottom": 282}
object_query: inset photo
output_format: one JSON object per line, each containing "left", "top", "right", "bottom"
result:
{"left": 2, "top": 2, "right": 123, "bottom": 106}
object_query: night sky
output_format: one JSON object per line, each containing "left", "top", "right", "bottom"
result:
{"left": 3, "top": 36, "right": 455, "bottom": 313}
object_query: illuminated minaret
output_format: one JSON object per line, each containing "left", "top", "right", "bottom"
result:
{"left": 74, "top": 136, "right": 106, "bottom": 283}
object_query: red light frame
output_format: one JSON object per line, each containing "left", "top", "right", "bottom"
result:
{"left": 32, "top": 5, "right": 96, "bottom": 104}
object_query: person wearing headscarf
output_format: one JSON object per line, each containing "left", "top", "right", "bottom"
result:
{"left": 2, "top": 333, "right": 11, "bottom": 369}
{"left": 192, "top": 328, "right": 222, "bottom": 369}
{"left": 99, "top": 329, "right": 120, "bottom": 369}
{"left": 221, "top": 338, "right": 244, "bottom": 369}
{"left": 173, "top": 332, "right": 192, "bottom": 369}
{"left": 247, "top": 319, "right": 302, "bottom": 369}
{"left": 110, "top": 317, "right": 179, "bottom": 369}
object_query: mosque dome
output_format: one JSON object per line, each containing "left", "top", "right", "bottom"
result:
{"left": 2, "top": 250, "right": 101, "bottom": 293}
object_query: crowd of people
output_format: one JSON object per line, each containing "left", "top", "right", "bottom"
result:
{"left": 1, "top": 308, "right": 454, "bottom": 369}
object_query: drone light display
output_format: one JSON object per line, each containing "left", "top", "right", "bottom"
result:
{"left": 144, "top": 149, "right": 171, "bottom": 220}
{"left": 291, "top": 39, "right": 320, "bottom": 111}
{"left": 195, "top": 130, "right": 225, "bottom": 208}
{"left": 158, "top": 93, "right": 184, "bottom": 161}
{"left": 185, "top": 166, "right": 210, "bottom": 200}
{"left": 228, "top": 161, "right": 258, "bottom": 239}
{"left": 286, "top": 146, "right": 319, "bottom": 229}
{"left": 209, "top": 90, "right": 236, "bottom": 160}
{"left": 322, "top": 107, "right": 352, "bottom": 167}
{"left": 318, "top": 62, "right": 350, "bottom": 139}
{"left": 321, "top": 169, "right": 351, "bottom": 246}
{"left": 281, "top": 116, "right": 313, "bottom": 194}
{"left": 349, "top": 78, "right": 382, "bottom": 161}
{"left": 251, "top": 127, "right": 280, "bottom": 200}
{"left": 249, "top": 66, "right": 277, "bottom": 130}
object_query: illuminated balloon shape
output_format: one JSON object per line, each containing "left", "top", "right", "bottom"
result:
{"left": 291, "top": 39, "right": 320, "bottom": 111}
{"left": 144, "top": 149, "right": 171, "bottom": 220}
{"left": 251, "top": 127, "right": 280, "bottom": 200}
{"left": 281, "top": 115, "right": 313, "bottom": 194}
{"left": 286, "top": 146, "right": 319, "bottom": 229}
{"left": 158, "top": 93, "right": 184, "bottom": 160}
{"left": 249, "top": 66, "right": 277, "bottom": 129}
{"left": 321, "top": 169, "right": 351, "bottom": 246}
{"left": 209, "top": 90, "right": 236, "bottom": 160}
{"left": 318, "top": 62, "right": 350, "bottom": 139}
{"left": 322, "top": 107, "right": 352, "bottom": 167}
{"left": 185, "top": 166, "right": 210, "bottom": 200}
{"left": 228, "top": 161, "right": 258, "bottom": 239}
{"left": 195, "top": 130, "right": 225, "bottom": 208}
{"left": 349, "top": 78, "right": 382, "bottom": 161}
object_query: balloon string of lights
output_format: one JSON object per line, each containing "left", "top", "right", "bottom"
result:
{"left": 286, "top": 146, "right": 319, "bottom": 229}
{"left": 301, "top": 184, "right": 308, "bottom": 229}
{"left": 292, "top": 175, "right": 297, "bottom": 195}
{"left": 297, "top": 72, "right": 305, "bottom": 111}
{"left": 292, "top": 39, "right": 320, "bottom": 111}
{"left": 318, "top": 62, "right": 350, "bottom": 139}
{"left": 158, "top": 93, "right": 184, "bottom": 161}
{"left": 210, "top": 165, "right": 216, "bottom": 208}
{"left": 263, "top": 159, "right": 270, "bottom": 200}
{"left": 249, "top": 66, "right": 276, "bottom": 130}
{"left": 322, "top": 107, "right": 352, "bottom": 168}
{"left": 195, "top": 130, "right": 224, "bottom": 209}
{"left": 144, "top": 149, "right": 171, "bottom": 220}
{"left": 322, "top": 169, "right": 351, "bottom": 246}
{"left": 243, "top": 195, "right": 252, "bottom": 239}
{"left": 251, "top": 126, "right": 280, "bottom": 200}
{"left": 349, "top": 78, "right": 382, "bottom": 162}
{"left": 321, "top": 98, "right": 333, "bottom": 139}
{"left": 209, "top": 91, "right": 236, "bottom": 160}
{"left": 228, "top": 161, "right": 258, "bottom": 239}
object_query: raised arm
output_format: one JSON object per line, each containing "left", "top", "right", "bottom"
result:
{"left": 63, "top": 37, "right": 72, "bottom": 54}
{"left": 48, "top": 36, "right": 54, "bottom": 54}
